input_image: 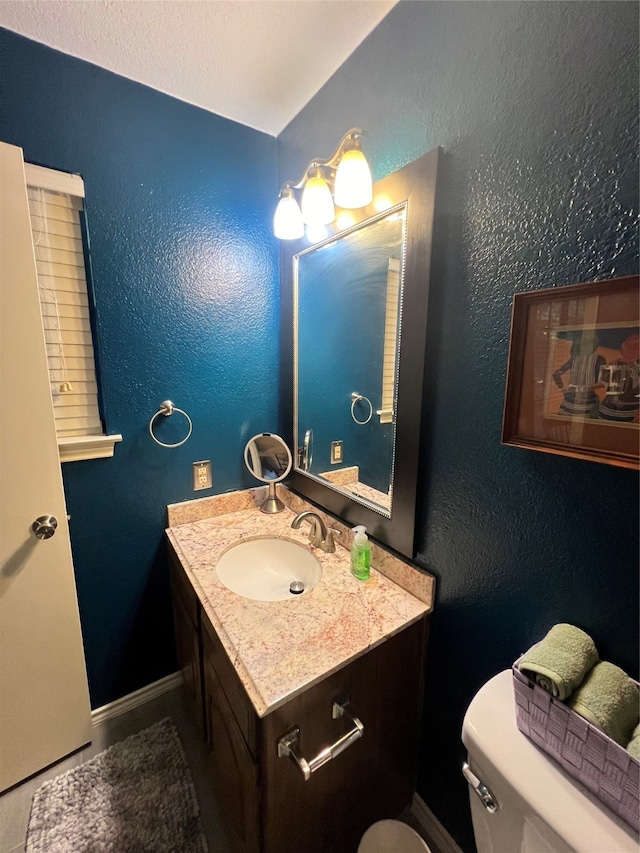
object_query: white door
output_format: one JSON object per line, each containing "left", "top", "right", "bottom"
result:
{"left": 0, "top": 141, "right": 92, "bottom": 792}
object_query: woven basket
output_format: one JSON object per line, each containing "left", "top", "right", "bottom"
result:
{"left": 512, "top": 661, "right": 640, "bottom": 832}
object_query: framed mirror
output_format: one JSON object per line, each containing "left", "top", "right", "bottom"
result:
{"left": 280, "top": 147, "right": 440, "bottom": 557}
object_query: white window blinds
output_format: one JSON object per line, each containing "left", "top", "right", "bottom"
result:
{"left": 24, "top": 164, "right": 121, "bottom": 462}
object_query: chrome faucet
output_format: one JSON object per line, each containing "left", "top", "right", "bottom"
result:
{"left": 290, "top": 511, "right": 339, "bottom": 553}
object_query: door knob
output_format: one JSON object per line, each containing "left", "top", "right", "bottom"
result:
{"left": 31, "top": 515, "right": 58, "bottom": 540}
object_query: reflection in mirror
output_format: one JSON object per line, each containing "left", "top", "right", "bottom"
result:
{"left": 294, "top": 206, "right": 406, "bottom": 517}
{"left": 298, "top": 428, "right": 313, "bottom": 472}
{"left": 244, "top": 432, "right": 292, "bottom": 514}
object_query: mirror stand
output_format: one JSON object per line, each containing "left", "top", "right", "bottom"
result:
{"left": 260, "top": 481, "right": 285, "bottom": 514}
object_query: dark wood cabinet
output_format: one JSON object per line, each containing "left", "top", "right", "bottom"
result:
{"left": 169, "top": 546, "right": 428, "bottom": 853}
{"left": 170, "top": 553, "right": 203, "bottom": 732}
{"left": 203, "top": 652, "right": 261, "bottom": 853}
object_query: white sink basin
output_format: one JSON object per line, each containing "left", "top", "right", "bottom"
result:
{"left": 216, "top": 537, "right": 322, "bottom": 601}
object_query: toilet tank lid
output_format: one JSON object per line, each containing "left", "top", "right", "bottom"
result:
{"left": 462, "top": 670, "right": 637, "bottom": 853}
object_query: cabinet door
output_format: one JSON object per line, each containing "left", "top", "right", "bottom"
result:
{"left": 172, "top": 594, "right": 203, "bottom": 732}
{"left": 203, "top": 662, "right": 261, "bottom": 853}
{"left": 262, "top": 652, "right": 378, "bottom": 853}
{"left": 261, "top": 617, "right": 428, "bottom": 853}
{"left": 201, "top": 610, "right": 258, "bottom": 759}
{"left": 169, "top": 554, "right": 203, "bottom": 732}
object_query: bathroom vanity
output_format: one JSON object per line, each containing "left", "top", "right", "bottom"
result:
{"left": 166, "top": 488, "right": 434, "bottom": 853}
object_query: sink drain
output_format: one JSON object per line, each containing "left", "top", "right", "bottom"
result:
{"left": 289, "top": 580, "right": 305, "bottom": 595}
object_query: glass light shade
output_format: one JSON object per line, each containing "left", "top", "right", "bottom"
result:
{"left": 273, "top": 193, "right": 304, "bottom": 240}
{"left": 305, "top": 224, "right": 329, "bottom": 244}
{"left": 333, "top": 148, "right": 373, "bottom": 209}
{"left": 300, "top": 172, "right": 335, "bottom": 225}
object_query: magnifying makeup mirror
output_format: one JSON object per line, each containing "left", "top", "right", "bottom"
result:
{"left": 244, "top": 433, "right": 292, "bottom": 513}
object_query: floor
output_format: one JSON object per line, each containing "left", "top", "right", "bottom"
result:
{"left": 0, "top": 686, "right": 233, "bottom": 853}
{"left": 0, "top": 684, "right": 442, "bottom": 853}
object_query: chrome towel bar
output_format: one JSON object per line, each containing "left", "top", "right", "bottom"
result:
{"left": 277, "top": 697, "right": 363, "bottom": 781}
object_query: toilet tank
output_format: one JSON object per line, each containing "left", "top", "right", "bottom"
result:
{"left": 462, "top": 670, "right": 638, "bottom": 853}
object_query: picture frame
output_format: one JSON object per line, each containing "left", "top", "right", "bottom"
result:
{"left": 502, "top": 275, "right": 639, "bottom": 470}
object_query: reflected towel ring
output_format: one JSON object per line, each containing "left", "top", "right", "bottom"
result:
{"left": 149, "top": 400, "right": 193, "bottom": 448}
{"left": 350, "top": 392, "right": 373, "bottom": 425}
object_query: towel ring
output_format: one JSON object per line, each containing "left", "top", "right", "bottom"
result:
{"left": 149, "top": 400, "right": 193, "bottom": 448}
{"left": 350, "top": 392, "right": 373, "bottom": 425}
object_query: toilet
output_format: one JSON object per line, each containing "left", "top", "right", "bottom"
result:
{"left": 462, "top": 670, "right": 638, "bottom": 853}
{"left": 358, "top": 819, "right": 430, "bottom": 853}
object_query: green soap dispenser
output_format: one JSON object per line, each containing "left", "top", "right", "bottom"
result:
{"left": 350, "top": 525, "right": 371, "bottom": 580}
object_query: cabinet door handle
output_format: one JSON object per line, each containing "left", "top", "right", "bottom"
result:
{"left": 277, "top": 697, "right": 364, "bottom": 781}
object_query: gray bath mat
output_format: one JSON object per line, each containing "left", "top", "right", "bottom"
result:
{"left": 26, "top": 717, "right": 208, "bottom": 852}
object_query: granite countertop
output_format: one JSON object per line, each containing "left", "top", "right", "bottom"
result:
{"left": 166, "top": 489, "right": 433, "bottom": 718}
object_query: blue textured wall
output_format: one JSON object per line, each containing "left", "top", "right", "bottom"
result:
{"left": 0, "top": 28, "right": 279, "bottom": 709}
{"left": 278, "top": 2, "right": 639, "bottom": 848}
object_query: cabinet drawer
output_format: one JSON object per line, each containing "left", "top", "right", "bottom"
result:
{"left": 169, "top": 547, "right": 199, "bottom": 629}
{"left": 202, "top": 611, "right": 258, "bottom": 760}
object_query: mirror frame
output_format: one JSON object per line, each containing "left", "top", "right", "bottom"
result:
{"left": 280, "top": 146, "right": 440, "bottom": 558}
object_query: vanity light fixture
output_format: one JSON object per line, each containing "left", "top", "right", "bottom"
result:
{"left": 273, "top": 128, "right": 373, "bottom": 240}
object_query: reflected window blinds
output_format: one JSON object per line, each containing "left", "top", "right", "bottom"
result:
{"left": 379, "top": 257, "right": 400, "bottom": 425}
{"left": 25, "top": 165, "right": 102, "bottom": 438}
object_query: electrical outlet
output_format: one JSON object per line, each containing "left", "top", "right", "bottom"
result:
{"left": 330, "top": 441, "right": 344, "bottom": 465}
{"left": 192, "top": 460, "right": 212, "bottom": 490}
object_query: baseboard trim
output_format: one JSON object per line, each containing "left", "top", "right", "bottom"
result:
{"left": 91, "top": 672, "right": 184, "bottom": 726}
{"left": 411, "top": 793, "right": 464, "bottom": 853}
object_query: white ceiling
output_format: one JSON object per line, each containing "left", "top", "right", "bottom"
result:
{"left": 0, "top": 0, "right": 397, "bottom": 136}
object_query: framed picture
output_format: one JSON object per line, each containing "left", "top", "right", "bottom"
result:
{"left": 502, "top": 275, "right": 639, "bottom": 470}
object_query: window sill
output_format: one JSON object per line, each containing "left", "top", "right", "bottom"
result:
{"left": 59, "top": 434, "right": 123, "bottom": 463}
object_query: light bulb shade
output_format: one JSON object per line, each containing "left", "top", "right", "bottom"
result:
{"left": 273, "top": 193, "right": 304, "bottom": 240}
{"left": 333, "top": 148, "right": 373, "bottom": 209}
{"left": 301, "top": 172, "right": 335, "bottom": 225}
{"left": 305, "top": 224, "right": 329, "bottom": 244}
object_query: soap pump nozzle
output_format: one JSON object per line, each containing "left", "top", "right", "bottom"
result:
{"left": 352, "top": 525, "right": 368, "bottom": 544}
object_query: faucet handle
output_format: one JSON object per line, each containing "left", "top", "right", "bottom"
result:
{"left": 324, "top": 528, "right": 341, "bottom": 552}
{"left": 306, "top": 517, "right": 324, "bottom": 547}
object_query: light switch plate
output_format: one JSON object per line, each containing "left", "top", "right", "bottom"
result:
{"left": 192, "top": 460, "right": 212, "bottom": 490}
{"left": 330, "top": 441, "right": 343, "bottom": 465}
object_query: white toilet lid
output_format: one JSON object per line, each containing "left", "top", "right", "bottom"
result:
{"left": 358, "top": 820, "right": 430, "bottom": 853}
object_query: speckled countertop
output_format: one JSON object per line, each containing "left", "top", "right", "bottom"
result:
{"left": 166, "top": 487, "right": 434, "bottom": 718}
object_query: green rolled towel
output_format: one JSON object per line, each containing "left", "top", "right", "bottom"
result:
{"left": 627, "top": 723, "right": 640, "bottom": 760}
{"left": 568, "top": 662, "right": 639, "bottom": 747}
{"left": 518, "top": 623, "right": 599, "bottom": 700}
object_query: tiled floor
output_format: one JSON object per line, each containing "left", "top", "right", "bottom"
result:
{"left": 0, "top": 686, "right": 232, "bottom": 853}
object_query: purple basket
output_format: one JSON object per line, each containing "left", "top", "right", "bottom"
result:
{"left": 512, "top": 661, "right": 640, "bottom": 832}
